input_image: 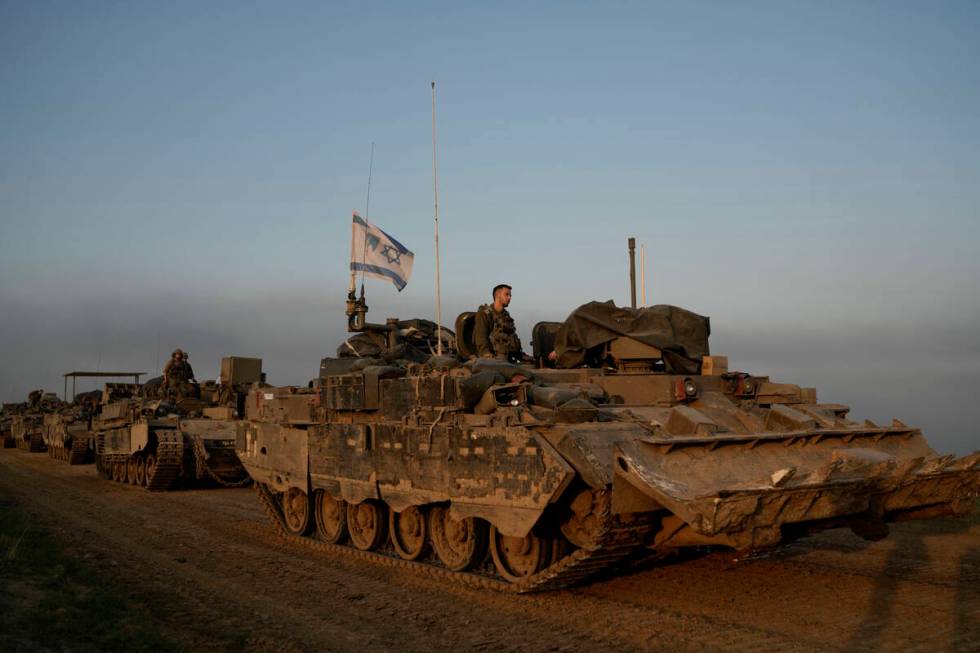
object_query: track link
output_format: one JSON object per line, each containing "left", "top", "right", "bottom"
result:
{"left": 255, "top": 484, "right": 653, "bottom": 593}
{"left": 146, "top": 430, "right": 184, "bottom": 491}
{"left": 68, "top": 437, "right": 91, "bottom": 465}
{"left": 22, "top": 433, "right": 46, "bottom": 453}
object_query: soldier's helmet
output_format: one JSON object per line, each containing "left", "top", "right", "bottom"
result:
{"left": 172, "top": 348, "right": 185, "bottom": 359}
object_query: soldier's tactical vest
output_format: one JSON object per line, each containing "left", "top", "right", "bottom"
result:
{"left": 479, "top": 305, "right": 522, "bottom": 360}
{"left": 166, "top": 361, "right": 193, "bottom": 384}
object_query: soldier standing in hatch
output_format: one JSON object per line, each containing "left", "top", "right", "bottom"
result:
{"left": 163, "top": 348, "right": 197, "bottom": 399}
{"left": 27, "top": 389, "right": 44, "bottom": 412}
{"left": 473, "top": 284, "right": 526, "bottom": 362}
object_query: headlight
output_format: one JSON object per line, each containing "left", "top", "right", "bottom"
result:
{"left": 684, "top": 379, "right": 698, "bottom": 397}
{"left": 734, "top": 375, "right": 756, "bottom": 397}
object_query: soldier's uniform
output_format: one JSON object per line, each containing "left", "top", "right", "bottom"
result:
{"left": 27, "top": 390, "right": 43, "bottom": 412}
{"left": 473, "top": 304, "right": 523, "bottom": 362}
{"left": 163, "top": 353, "right": 197, "bottom": 399}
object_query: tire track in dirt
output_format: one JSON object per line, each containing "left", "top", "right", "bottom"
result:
{"left": 2, "top": 449, "right": 978, "bottom": 653}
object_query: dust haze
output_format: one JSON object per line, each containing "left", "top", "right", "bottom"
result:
{"left": 1, "top": 283, "right": 976, "bottom": 456}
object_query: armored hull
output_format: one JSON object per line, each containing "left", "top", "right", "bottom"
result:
{"left": 12, "top": 415, "right": 46, "bottom": 453}
{"left": 43, "top": 413, "right": 95, "bottom": 464}
{"left": 95, "top": 402, "right": 251, "bottom": 491}
{"left": 239, "top": 303, "right": 979, "bottom": 591}
{"left": 1, "top": 419, "right": 13, "bottom": 448}
{"left": 90, "top": 358, "right": 261, "bottom": 490}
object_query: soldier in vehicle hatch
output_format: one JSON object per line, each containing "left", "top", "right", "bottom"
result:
{"left": 163, "top": 348, "right": 197, "bottom": 398}
{"left": 474, "top": 284, "right": 526, "bottom": 362}
{"left": 27, "top": 389, "right": 44, "bottom": 412}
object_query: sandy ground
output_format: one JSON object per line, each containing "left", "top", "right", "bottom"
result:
{"left": 1, "top": 447, "right": 977, "bottom": 653}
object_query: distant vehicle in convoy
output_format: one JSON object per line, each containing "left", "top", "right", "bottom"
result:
{"left": 6, "top": 391, "right": 64, "bottom": 453}
{"left": 238, "top": 290, "right": 979, "bottom": 592}
{"left": 1, "top": 403, "right": 21, "bottom": 448}
{"left": 94, "top": 357, "right": 262, "bottom": 491}
{"left": 43, "top": 372, "right": 149, "bottom": 465}
{"left": 43, "top": 390, "right": 101, "bottom": 464}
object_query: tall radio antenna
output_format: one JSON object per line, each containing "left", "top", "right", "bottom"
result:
{"left": 360, "top": 142, "right": 375, "bottom": 292}
{"left": 350, "top": 143, "right": 376, "bottom": 295}
{"left": 431, "top": 81, "right": 443, "bottom": 356}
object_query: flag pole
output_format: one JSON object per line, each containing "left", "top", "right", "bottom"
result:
{"left": 365, "top": 142, "right": 375, "bottom": 222}
{"left": 431, "top": 81, "right": 443, "bottom": 356}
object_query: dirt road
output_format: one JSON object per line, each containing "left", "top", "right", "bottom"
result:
{"left": 1, "top": 448, "right": 977, "bottom": 653}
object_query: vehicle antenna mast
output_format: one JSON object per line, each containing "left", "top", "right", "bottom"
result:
{"left": 431, "top": 81, "right": 443, "bottom": 356}
{"left": 361, "top": 141, "right": 375, "bottom": 296}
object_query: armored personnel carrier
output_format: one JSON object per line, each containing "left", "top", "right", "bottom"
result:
{"left": 43, "top": 391, "right": 101, "bottom": 464}
{"left": 8, "top": 392, "right": 64, "bottom": 452}
{"left": 2, "top": 403, "right": 24, "bottom": 448}
{"left": 12, "top": 414, "right": 45, "bottom": 452}
{"left": 238, "top": 295, "right": 979, "bottom": 592}
{"left": 94, "top": 357, "right": 261, "bottom": 491}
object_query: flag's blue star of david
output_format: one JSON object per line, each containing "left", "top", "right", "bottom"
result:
{"left": 381, "top": 245, "right": 402, "bottom": 265}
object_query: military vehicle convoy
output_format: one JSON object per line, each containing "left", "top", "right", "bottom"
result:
{"left": 94, "top": 357, "right": 261, "bottom": 491}
{"left": 238, "top": 294, "right": 980, "bottom": 592}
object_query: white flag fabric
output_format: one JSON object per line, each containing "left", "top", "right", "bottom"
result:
{"left": 350, "top": 212, "right": 415, "bottom": 291}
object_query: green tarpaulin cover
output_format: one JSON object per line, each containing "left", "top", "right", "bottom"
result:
{"left": 554, "top": 300, "right": 710, "bottom": 373}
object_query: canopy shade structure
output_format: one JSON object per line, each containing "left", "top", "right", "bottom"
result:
{"left": 62, "top": 371, "right": 147, "bottom": 401}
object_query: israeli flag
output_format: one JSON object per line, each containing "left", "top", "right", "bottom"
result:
{"left": 350, "top": 212, "right": 415, "bottom": 291}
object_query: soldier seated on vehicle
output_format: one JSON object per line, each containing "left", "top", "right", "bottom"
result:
{"left": 473, "top": 284, "right": 531, "bottom": 364}
{"left": 163, "top": 348, "right": 199, "bottom": 399}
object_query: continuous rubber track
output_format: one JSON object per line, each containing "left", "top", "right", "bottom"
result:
{"left": 1, "top": 447, "right": 978, "bottom": 653}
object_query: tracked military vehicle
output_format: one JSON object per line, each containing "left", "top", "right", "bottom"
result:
{"left": 94, "top": 357, "right": 261, "bottom": 491}
{"left": 8, "top": 392, "right": 64, "bottom": 452}
{"left": 239, "top": 293, "right": 979, "bottom": 592}
{"left": 12, "top": 414, "right": 45, "bottom": 452}
{"left": 43, "top": 391, "right": 101, "bottom": 464}
{"left": 1, "top": 403, "right": 23, "bottom": 448}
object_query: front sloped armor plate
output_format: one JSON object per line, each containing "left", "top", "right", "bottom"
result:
{"left": 613, "top": 429, "right": 980, "bottom": 549}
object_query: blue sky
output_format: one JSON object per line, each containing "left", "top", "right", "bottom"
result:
{"left": 1, "top": 1, "right": 978, "bottom": 452}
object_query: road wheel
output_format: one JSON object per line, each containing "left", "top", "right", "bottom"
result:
{"left": 429, "top": 506, "right": 488, "bottom": 571}
{"left": 347, "top": 500, "right": 388, "bottom": 551}
{"left": 314, "top": 490, "right": 348, "bottom": 544}
{"left": 282, "top": 488, "right": 314, "bottom": 536}
{"left": 127, "top": 458, "right": 138, "bottom": 485}
{"left": 136, "top": 457, "right": 147, "bottom": 486}
{"left": 144, "top": 454, "right": 157, "bottom": 483}
{"left": 390, "top": 506, "right": 428, "bottom": 561}
{"left": 490, "top": 526, "right": 552, "bottom": 582}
